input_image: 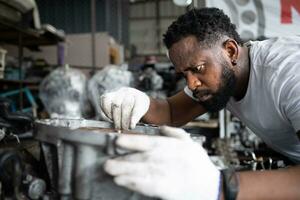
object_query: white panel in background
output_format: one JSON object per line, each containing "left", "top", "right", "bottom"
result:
{"left": 205, "top": 0, "right": 300, "bottom": 39}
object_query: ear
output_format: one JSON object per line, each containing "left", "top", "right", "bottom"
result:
{"left": 223, "top": 39, "right": 239, "bottom": 66}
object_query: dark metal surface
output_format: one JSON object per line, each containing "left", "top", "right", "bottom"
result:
{"left": 34, "top": 119, "right": 160, "bottom": 146}
{"left": 34, "top": 119, "right": 158, "bottom": 200}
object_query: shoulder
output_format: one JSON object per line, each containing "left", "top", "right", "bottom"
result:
{"left": 247, "top": 36, "right": 300, "bottom": 67}
{"left": 245, "top": 38, "right": 300, "bottom": 118}
{"left": 248, "top": 37, "right": 300, "bottom": 92}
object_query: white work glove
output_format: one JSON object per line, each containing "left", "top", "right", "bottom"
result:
{"left": 100, "top": 87, "right": 150, "bottom": 130}
{"left": 104, "top": 126, "right": 221, "bottom": 200}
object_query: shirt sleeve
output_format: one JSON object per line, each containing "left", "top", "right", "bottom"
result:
{"left": 283, "top": 77, "right": 300, "bottom": 132}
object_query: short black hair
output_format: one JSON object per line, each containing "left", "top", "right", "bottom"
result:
{"left": 163, "top": 7, "right": 243, "bottom": 49}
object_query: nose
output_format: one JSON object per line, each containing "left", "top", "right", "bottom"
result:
{"left": 186, "top": 72, "right": 202, "bottom": 90}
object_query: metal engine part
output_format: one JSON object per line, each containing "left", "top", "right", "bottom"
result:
{"left": 0, "top": 149, "right": 46, "bottom": 199}
{"left": 34, "top": 119, "right": 160, "bottom": 200}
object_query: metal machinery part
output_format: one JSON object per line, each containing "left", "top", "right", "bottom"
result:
{"left": 24, "top": 174, "right": 47, "bottom": 199}
{"left": 0, "top": 149, "right": 47, "bottom": 200}
{"left": 0, "top": 98, "right": 47, "bottom": 199}
{"left": 34, "top": 119, "right": 160, "bottom": 200}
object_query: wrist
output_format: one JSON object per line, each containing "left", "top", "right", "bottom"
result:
{"left": 218, "top": 172, "right": 224, "bottom": 200}
{"left": 221, "top": 168, "right": 239, "bottom": 200}
{"left": 217, "top": 172, "right": 224, "bottom": 200}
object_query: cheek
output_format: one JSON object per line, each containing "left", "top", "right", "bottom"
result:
{"left": 203, "top": 68, "right": 223, "bottom": 92}
{"left": 208, "top": 78, "right": 221, "bottom": 92}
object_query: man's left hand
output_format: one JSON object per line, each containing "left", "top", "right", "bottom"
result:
{"left": 104, "top": 126, "right": 221, "bottom": 200}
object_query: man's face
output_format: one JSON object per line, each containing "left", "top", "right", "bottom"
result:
{"left": 168, "top": 36, "right": 236, "bottom": 112}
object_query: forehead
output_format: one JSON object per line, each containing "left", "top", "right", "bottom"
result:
{"left": 168, "top": 36, "right": 217, "bottom": 71}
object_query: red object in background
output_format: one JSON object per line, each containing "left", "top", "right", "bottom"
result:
{"left": 144, "top": 56, "right": 157, "bottom": 64}
{"left": 281, "top": 0, "right": 300, "bottom": 24}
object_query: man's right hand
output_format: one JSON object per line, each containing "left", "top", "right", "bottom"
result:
{"left": 100, "top": 87, "right": 150, "bottom": 130}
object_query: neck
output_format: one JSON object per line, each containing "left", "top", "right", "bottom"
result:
{"left": 233, "top": 45, "right": 250, "bottom": 101}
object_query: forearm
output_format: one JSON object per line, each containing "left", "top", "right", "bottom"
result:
{"left": 142, "top": 90, "right": 207, "bottom": 127}
{"left": 141, "top": 98, "right": 172, "bottom": 125}
{"left": 235, "top": 166, "right": 300, "bottom": 199}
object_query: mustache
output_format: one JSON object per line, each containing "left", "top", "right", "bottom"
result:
{"left": 192, "top": 89, "right": 212, "bottom": 99}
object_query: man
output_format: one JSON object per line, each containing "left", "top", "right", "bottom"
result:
{"left": 138, "top": 56, "right": 163, "bottom": 92}
{"left": 100, "top": 8, "right": 300, "bottom": 200}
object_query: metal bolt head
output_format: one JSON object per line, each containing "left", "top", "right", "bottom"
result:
{"left": 28, "top": 178, "right": 46, "bottom": 199}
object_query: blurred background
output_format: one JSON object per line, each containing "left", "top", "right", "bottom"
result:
{"left": 0, "top": 0, "right": 299, "bottom": 199}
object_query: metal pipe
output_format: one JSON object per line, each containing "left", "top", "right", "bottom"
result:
{"left": 91, "top": 0, "right": 96, "bottom": 74}
{"left": 117, "top": 0, "right": 122, "bottom": 43}
{"left": 193, "top": 0, "right": 198, "bottom": 8}
{"left": 18, "top": 32, "right": 23, "bottom": 110}
{"left": 219, "top": 109, "right": 225, "bottom": 138}
{"left": 59, "top": 143, "right": 74, "bottom": 197}
{"left": 155, "top": 0, "right": 161, "bottom": 53}
{"left": 74, "top": 144, "right": 98, "bottom": 199}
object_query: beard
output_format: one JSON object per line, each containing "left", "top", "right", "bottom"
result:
{"left": 192, "top": 60, "right": 236, "bottom": 112}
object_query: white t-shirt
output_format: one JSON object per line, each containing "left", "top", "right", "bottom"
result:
{"left": 185, "top": 37, "right": 300, "bottom": 163}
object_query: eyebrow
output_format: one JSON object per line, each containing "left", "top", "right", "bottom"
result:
{"left": 183, "top": 67, "right": 193, "bottom": 72}
{"left": 183, "top": 64, "right": 200, "bottom": 72}
{"left": 175, "top": 61, "right": 205, "bottom": 74}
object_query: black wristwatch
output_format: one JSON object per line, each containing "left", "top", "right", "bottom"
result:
{"left": 221, "top": 168, "right": 239, "bottom": 200}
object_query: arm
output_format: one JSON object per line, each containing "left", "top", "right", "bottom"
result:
{"left": 100, "top": 87, "right": 206, "bottom": 129}
{"left": 142, "top": 90, "right": 206, "bottom": 126}
{"left": 104, "top": 127, "right": 300, "bottom": 200}
{"left": 221, "top": 130, "right": 300, "bottom": 200}
{"left": 234, "top": 165, "right": 300, "bottom": 199}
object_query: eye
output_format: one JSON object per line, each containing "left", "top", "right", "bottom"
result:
{"left": 194, "top": 64, "right": 205, "bottom": 73}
